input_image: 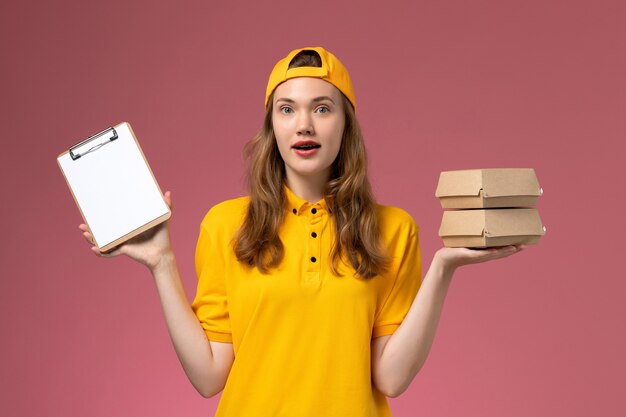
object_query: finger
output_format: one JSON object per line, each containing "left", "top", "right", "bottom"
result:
{"left": 491, "top": 245, "right": 516, "bottom": 254}
{"left": 465, "top": 247, "right": 502, "bottom": 257}
{"left": 163, "top": 191, "right": 172, "bottom": 209}
{"left": 490, "top": 245, "right": 521, "bottom": 259}
{"left": 82, "top": 231, "right": 96, "bottom": 245}
{"left": 99, "top": 249, "right": 121, "bottom": 257}
{"left": 467, "top": 246, "right": 516, "bottom": 261}
{"left": 79, "top": 224, "right": 92, "bottom": 234}
{"left": 94, "top": 246, "right": 122, "bottom": 257}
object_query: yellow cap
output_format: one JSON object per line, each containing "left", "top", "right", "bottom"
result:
{"left": 265, "top": 47, "right": 356, "bottom": 110}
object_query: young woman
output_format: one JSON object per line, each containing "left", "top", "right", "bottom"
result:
{"left": 79, "top": 47, "right": 524, "bottom": 416}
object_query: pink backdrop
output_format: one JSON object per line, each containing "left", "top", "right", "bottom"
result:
{"left": 1, "top": 0, "right": 624, "bottom": 415}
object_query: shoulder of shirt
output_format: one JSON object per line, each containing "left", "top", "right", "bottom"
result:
{"left": 199, "top": 196, "right": 250, "bottom": 232}
{"left": 375, "top": 204, "right": 419, "bottom": 234}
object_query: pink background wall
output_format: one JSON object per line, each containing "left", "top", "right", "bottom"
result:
{"left": 1, "top": 0, "right": 624, "bottom": 415}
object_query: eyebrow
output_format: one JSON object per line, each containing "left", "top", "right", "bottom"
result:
{"left": 275, "top": 96, "right": 336, "bottom": 104}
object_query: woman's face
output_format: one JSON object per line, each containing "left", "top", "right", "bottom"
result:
{"left": 272, "top": 77, "right": 345, "bottom": 187}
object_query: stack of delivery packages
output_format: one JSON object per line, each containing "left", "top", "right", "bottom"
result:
{"left": 435, "top": 168, "right": 546, "bottom": 248}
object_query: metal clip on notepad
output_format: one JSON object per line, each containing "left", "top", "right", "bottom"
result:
{"left": 69, "top": 127, "right": 118, "bottom": 160}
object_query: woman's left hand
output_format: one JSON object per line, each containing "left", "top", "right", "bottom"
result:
{"left": 434, "top": 245, "right": 526, "bottom": 273}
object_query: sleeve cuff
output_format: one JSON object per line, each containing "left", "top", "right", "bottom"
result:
{"left": 372, "top": 324, "right": 399, "bottom": 338}
{"left": 204, "top": 329, "right": 233, "bottom": 343}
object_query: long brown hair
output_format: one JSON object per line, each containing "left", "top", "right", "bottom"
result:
{"left": 234, "top": 52, "right": 389, "bottom": 279}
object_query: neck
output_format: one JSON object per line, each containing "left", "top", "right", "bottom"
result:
{"left": 285, "top": 169, "right": 329, "bottom": 203}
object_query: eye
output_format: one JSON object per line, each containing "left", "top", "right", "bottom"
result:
{"left": 279, "top": 106, "right": 293, "bottom": 114}
{"left": 315, "top": 106, "right": 330, "bottom": 114}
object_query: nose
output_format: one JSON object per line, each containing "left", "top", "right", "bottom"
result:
{"left": 296, "top": 113, "right": 315, "bottom": 136}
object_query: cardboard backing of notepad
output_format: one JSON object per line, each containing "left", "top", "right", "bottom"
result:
{"left": 435, "top": 168, "right": 546, "bottom": 248}
{"left": 58, "top": 122, "right": 171, "bottom": 253}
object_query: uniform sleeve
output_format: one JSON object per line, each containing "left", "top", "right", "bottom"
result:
{"left": 191, "top": 208, "right": 233, "bottom": 343}
{"left": 372, "top": 216, "right": 421, "bottom": 338}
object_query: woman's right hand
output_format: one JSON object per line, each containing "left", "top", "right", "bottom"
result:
{"left": 79, "top": 191, "right": 174, "bottom": 272}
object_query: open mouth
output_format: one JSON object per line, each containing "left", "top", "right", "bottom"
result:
{"left": 292, "top": 141, "right": 321, "bottom": 150}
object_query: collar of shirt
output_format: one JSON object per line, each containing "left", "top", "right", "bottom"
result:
{"left": 284, "top": 185, "right": 328, "bottom": 217}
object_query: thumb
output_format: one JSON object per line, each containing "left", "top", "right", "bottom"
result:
{"left": 95, "top": 245, "right": 123, "bottom": 258}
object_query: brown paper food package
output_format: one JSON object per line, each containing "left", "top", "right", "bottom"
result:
{"left": 438, "top": 208, "right": 546, "bottom": 248}
{"left": 435, "top": 168, "right": 542, "bottom": 209}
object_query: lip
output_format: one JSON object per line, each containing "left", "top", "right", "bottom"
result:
{"left": 292, "top": 147, "right": 320, "bottom": 157}
{"left": 291, "top": 140, "right": 321, "bottom": 157}
{"left": 292, "top": 140, "right": 321, "bottom": 148}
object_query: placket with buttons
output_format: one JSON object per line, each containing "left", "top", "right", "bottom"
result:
{"left": 305, "top": 204, "right": 324, "bottom": 286}
{"left": 290, "top": 199, "right": 328, "bottom": 289}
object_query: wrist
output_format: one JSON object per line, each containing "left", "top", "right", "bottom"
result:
{"left": 150, "top": 250, "right": 177, "bottom": 276}
{"left": 431, "top": 250, "right": 456, "bottom": 283}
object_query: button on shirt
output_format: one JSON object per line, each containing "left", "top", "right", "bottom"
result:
{"left": 192, "top": 186, "right": 421, "bottom": 417}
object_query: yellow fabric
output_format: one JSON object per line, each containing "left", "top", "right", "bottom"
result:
{"left": 192, "top": 187, "right": 421, "bottom": 416}
{"left": 265, "top": 46, "right": 357, "bottom": 110}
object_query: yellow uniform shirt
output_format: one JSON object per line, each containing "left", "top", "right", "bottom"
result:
{"left": 192, "top": 187, "right": 421, "bottom": 416}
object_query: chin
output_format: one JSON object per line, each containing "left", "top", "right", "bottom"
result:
{"left": 287, "top": 164, "right": 332, "bottom": 180}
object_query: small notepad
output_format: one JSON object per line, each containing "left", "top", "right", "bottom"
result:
{"left": 58, "top": 122, "right": 171, "bottom": 252}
